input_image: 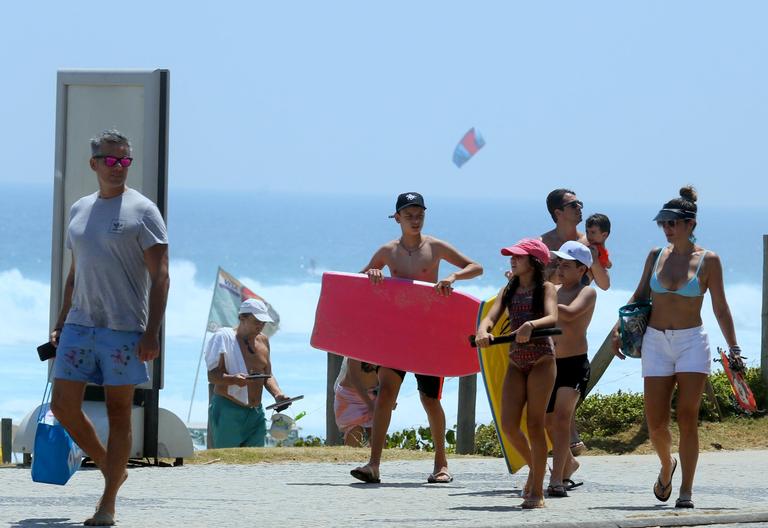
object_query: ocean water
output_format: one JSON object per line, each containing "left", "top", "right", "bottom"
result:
{"left": 0, "top": 183, "right": 764, "bottom": 438}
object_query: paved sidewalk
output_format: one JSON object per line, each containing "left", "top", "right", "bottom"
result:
{"left": 1, "top": 451, "right": 767, "bottom": 527}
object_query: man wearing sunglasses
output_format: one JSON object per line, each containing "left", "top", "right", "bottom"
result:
{"left": 49, "top": 129, "right": 169, "bottom": 527}
{"left": 539, "top": 188, "right": 609, "bottom": 464}
{"left": 541, "top": 188, "right": 609, "bottom": 290}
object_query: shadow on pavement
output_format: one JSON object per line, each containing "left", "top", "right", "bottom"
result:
{"left": 589, "top": 505, "right": 738, "bottom": 512}
{"left": 286, "top": 481, "right": 429, "bottom": 489}
{"left": 450, "top": 489, "right": 521, "bottom": 498}
{"left": 450, "top": 505, "right": 521, "bottom": 513}
{"left": 10, "top": 519, "right": 82, "bottom": 527}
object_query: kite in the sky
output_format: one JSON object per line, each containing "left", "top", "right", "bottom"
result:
{"left": 452, "top": 127, "right": 485, "bottom": 168}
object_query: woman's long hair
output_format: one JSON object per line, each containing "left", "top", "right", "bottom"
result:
{"left": 501, "top": 256, "right": 546, "bottom": 317}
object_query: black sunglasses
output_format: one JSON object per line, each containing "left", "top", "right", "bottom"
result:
{"left": 561, "top": 199, "right": 583, "bottom": 210}
{"left": 93, "top": 155, "right": 133, "bottom": 168}
{"left": 657, "top": 219, "right": 687, "bottom": 228}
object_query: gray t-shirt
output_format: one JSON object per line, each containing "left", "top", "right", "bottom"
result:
{"left": 65, "top": 188, "right": 168, "bottom": 332}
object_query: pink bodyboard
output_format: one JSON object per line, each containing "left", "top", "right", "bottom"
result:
{"left": 310, "top": 272, "right": 481, "bottom": 377}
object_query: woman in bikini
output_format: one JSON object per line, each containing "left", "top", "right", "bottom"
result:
{"left": 475, "top": 239, "right": 557, "bottom": 509}
{"left": 612, "top": 186, "right": 744, "bottom": 509}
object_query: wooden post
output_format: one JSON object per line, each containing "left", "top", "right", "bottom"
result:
{"left": 762, "top": 235, "right": 768, "bottom": 409}
{"left": 326, "top": 354, "right": 343, "bottom": 445}
{"left": 704, "top": 380, "right": 723, "bottom": 422}
{"left": 456, "top": 374, "right": 476, "bottom": 454}
{"left": 1, "top": 418, "right": 11, "bottom": 464}
{"left": 585, "top": 333, "right": 615, "bottom": 398}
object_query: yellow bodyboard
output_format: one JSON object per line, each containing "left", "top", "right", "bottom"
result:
{"left": 477, "top": 295, "right": 550, "bottom": 474}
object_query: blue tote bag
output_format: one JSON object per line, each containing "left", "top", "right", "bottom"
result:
{"left": 31, "top": 382, "right": 83, "bottom": 485}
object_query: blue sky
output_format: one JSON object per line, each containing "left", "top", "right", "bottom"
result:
{"left": 1, "top": 1, "right": 766, "bottom": 205}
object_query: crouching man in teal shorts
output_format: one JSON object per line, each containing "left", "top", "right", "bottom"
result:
{"left": 50, "top": 129, "right": 170, "bottom": 527}
{"left": 205, "top": 299, "right": 290, "bottom": 447}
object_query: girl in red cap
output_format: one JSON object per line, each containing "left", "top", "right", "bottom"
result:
{"left": 475, "top": 238, "right": 558, "bottom": 509}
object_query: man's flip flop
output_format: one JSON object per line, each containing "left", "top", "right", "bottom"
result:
{"left": 427, "top": 470, "right": 453, "bottom": 483}
{"left": 653, "top": 457, "right": 677, "bottom": 502}
{"left": 350, "top": 467, "right": 381, "bottom": 484}
{"left": 675, "top": 497, "right": 694, "bottom": 509}
{"left": 563, "top": 478, "right": 583, "bottom": 490}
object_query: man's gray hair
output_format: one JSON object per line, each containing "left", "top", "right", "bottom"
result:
{"left": 90, "top": 129, "right": 131, "bottom": 157}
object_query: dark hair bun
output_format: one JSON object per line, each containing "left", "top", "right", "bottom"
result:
{"left": 679, "top": 186, "right": 697, "bottom": 203}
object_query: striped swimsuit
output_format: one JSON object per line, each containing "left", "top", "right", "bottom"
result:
{"left": 506, "top": 289, "right": 554, "bottom": 374}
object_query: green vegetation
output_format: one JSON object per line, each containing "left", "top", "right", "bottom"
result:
{"left": 576, "top": 391, "right": 645, "bottom": 441}
{"left": 474, "top": 423, "right": 503, "bottom": 457}
{"left": 384, "top": 426, "right": 457, "bottom": 452}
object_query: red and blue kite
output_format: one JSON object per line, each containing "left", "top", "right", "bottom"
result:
{"left": 452, "top": 127, "right": 485, "bottom": 168}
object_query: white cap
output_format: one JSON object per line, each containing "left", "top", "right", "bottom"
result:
{"left": 551, "top": 240, "right": 593, "bottom": 268}
{"left": 239, "top": 298, "right": 274, "bottom": 323}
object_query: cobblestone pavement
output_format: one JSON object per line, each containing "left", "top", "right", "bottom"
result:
{"left": 1, "top": 451, "right": 767, "bottom": 527}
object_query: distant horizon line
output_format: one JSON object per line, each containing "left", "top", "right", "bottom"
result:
{"left": 4, "top": 180, "right": 760, "bottom": 210}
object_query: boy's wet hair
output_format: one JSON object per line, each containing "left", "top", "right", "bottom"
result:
{"left": 586, "top": 213, "right": 611, "bottom": 234}
{"left": 546, "top": 188, "right": 576, "bottom": 223}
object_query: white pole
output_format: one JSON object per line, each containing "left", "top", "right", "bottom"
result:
{"left": 186, "top": 268, "right": 220, "bottom": 424}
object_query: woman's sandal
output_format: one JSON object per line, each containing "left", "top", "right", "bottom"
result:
{"left": 653, "top": 457, "right": 677, "bottom": 502}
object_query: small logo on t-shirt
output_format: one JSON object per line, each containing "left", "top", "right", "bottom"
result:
{"left": 109, "top": 219, "right": 126, "bottom": 234}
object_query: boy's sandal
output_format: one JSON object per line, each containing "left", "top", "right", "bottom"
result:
{"left": 546, "top": 484, "right": 568, "bottom": 497}
{"left": 563, "top": 478, "right": 583, "bottom": 490}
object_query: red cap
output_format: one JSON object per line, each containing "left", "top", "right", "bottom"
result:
{"left": 500, "top": 238, "right": 551, "bottom": 265}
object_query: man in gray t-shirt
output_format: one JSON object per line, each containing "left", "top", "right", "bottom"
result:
{"left": 49, "top": 129, "right": 169, "bottom": 527}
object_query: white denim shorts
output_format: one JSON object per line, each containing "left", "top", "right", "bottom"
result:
{"left": 641, "top": 326, "right": 711, "bottom": 377}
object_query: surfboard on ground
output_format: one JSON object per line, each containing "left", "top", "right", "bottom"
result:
{"left": 477, "top": 294, "right": 538, "bottom": 474}
{"left": 310, "top": 271, "right": 481, "bottom": 377}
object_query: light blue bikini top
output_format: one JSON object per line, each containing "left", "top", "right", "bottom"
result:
{"left": 650, "top": 248, "right": 708, "bottom": 297}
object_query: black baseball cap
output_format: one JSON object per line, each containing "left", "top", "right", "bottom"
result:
{"left": 389, "top": 192, "right": 426, "bottom": 218}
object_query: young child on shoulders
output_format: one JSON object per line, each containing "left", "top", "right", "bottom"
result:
{"left": 585, "top": 213, "right": 612, "bottom": 270}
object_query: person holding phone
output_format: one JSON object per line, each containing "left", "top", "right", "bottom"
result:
{"left": 205, "top": 299, "right": 289, "bottom": 448}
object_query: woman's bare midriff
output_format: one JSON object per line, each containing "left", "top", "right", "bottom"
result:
{"left": 648, "top": 294, "right": 704, "bottom": 331}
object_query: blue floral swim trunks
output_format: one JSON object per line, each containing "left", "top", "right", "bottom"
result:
{"left": 52, "top": 324, "right": 149, "bottom": 386}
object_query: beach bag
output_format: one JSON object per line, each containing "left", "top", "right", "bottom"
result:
{"left": 31, "top": 382, "right": 83, "bottom": 485}
{"left": 618, "top": 301, "right": 651, "bottom": 359}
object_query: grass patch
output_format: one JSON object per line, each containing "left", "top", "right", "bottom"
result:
{"left": 582, "top": 416, "right": 768, "bottom": 456}
{"left": 180, "top": 416, "right": 768, "bottom": 464}
{"left": 184, "top": 446, "right": 482, "bottom": 465}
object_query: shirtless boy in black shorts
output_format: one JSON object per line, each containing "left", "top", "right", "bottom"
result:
{"left": 545, "top": 241, "right": 597, "bottom": 496}
{"left": 350, "top": 192, "right": 483, "bottom": 484}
